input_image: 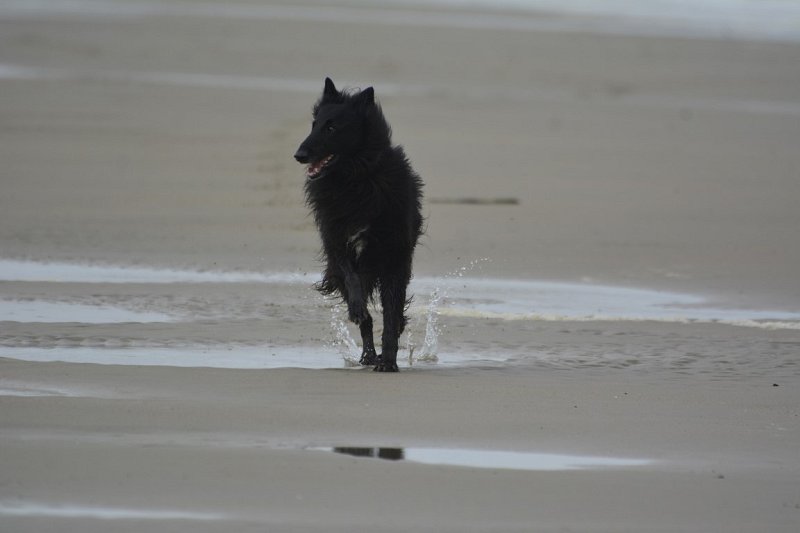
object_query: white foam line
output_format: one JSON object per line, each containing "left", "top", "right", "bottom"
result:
{"left": 3, "top": 62, "right": 799, "bottom": 117}
{"left": 2, "top": 0, "right": 799, "bottom": 42}
{"left": 0, "top": 501, "right": 226, "bottom": 520}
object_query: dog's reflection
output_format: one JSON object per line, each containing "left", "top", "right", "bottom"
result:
{"left": 333, "top": 447, "right": 405, "bottom": 461}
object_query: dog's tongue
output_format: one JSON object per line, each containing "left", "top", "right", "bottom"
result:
{"left": 306, "top": 162, "right": 320, "bottom": 177}
{"left": 307, "top": 155, "right": 333, "bottom": 178}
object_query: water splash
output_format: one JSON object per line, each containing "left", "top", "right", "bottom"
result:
{"left": 407, "top": 258, "right": 491, "bottom": 365}
{"left": 409, "top": 287, "right": 441, "bottom": 364}
{"left": 323, "top": 259, "right": 490, "bottom": 367}
{"left": 329, "top": 302, "right": 360, "bottom": 367}
{"left": 450, "top": 258, "right": 492, "bottom": 280}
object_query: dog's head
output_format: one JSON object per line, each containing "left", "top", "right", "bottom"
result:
{"left": 294, "top": 77, "right": 379, "bottom": 180}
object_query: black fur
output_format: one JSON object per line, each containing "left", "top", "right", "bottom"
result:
{"left": 294, "top": 78, "right": 423, "bottom": 372}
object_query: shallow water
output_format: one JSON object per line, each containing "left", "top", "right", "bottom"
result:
{"left": 318, "top": 446, "right": 653, "bottom": 471}
{"left": 0, "top": 299, "right": 173, "bottom": 323}
{"left": 0, "top": 346, "right": 507, "bottom": 369}
{"left": 0, "top": 346, "right": 345, "bottom": 369}
{"left": 2, "top": 259, "right": 799, "bottom": 372}
{"left": 417, "top": 277, "right": 800, "bottom": 329}
{"left": 3, "top": 259, "right": 798, "bottom": 328}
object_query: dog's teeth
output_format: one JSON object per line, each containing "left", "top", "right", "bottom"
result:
{"left": 305, "top": 155, "right": 333, "bottom": 178}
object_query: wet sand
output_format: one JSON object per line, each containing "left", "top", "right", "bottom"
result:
{"left": 2, "top": 358, "right": 799, "bottom": 533}
{"left": 1, "top": 1, "right": 800, "bottom": 532}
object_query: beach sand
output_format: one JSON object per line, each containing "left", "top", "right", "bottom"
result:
{"left": 1, "top": 1, "right": 799, "bottom": 531}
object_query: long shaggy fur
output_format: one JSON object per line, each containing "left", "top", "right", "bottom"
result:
{"left": 294, "top": 78, "right": 423, "bottom": 372}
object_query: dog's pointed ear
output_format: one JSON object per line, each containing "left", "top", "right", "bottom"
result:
{"left": 323, "top": 77, "right": 337, "bottom": 97}
{"left": 358, "top": 86, "right": 375, "bottom": 106}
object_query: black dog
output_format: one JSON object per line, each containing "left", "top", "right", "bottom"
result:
{"left": 294, "top": 78, "right": 423, "bottom": 372}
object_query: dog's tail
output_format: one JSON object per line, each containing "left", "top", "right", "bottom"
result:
{"left": 314, "top": 276, "right": 339, "bottom": 297}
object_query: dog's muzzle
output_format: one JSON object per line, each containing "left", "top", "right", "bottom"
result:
{"left": 294, "top": 147, "right": 310, "bottom": 164}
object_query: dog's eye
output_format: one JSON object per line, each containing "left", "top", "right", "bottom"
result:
{"left": 326, "top": 124, "right": 336, "bottom": 133}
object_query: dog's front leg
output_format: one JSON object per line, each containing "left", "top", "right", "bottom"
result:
{"left": 341, "top": 264, "right": 377, "bottom": 365}
{"left": 343, "top": 270, "right": 367, "bottom": 324}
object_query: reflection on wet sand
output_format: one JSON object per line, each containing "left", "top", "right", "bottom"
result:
{"left": 328, "top": 447, "right": 652, "bottom": 471}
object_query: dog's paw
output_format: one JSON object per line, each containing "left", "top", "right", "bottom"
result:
{"left": 373, "top": 358, "right": 399, "bottom": 373}
{"left": 359, "top": 349, "right": 377, "bottom": 366}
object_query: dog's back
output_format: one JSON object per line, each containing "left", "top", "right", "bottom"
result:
{"left": 295, "top": 78, "right": 423, "bottom": 372}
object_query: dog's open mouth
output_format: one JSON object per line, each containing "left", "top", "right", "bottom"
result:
{"left": 306, "top": 154, "right": 336, "bottom": 179}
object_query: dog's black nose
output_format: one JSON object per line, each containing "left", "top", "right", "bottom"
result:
{"left": 294, "top": 148, "right": 310, "bottom": 164}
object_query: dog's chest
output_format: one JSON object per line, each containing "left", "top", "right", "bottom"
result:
{"left": 346, "top": 226, "right": 369, "bottom": 259}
